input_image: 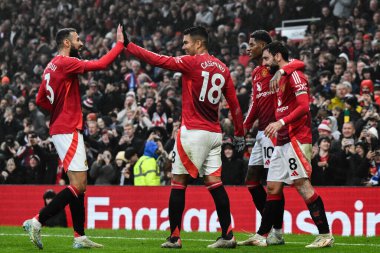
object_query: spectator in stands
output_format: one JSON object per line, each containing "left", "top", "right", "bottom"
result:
{"left": 90, "top": 150, "right": 116, "bottom": 185}
{"left": 28, "top": 100, "right": 46, "bottom": 136}
{"left": 117, "top": 92, "right": 138, "bottom": 126}
{"left": 24, "top": 154, "right": 44, "bottom": 184}
{"left": 0, "top": 158, "right": 24, "bottom": 184}
{"left": 16, "top": 131, "right": 44, "bottom": 168}
{"left": 311, "top": 137, "right": 337, "bottom": 185}
{"left": 346, "top": 141, "right": 370, "bottom": 185}
{"left": 117, "top": 123, "right": 145, "bottom": 156}
{"left": 42, "top": 190, "right": 67, "bottom": 227}
{"left": 0, "top": 0, "right": 380, "bottom": 187}
{"left": 221, "top": 138, "right": 246, "bottom": 185}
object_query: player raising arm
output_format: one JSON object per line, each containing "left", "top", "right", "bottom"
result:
{"left": 23, "top": 25, "right": 126, "bottom": 250}
{"left": 126, "top": 26, "right": 244, "bottom": 249}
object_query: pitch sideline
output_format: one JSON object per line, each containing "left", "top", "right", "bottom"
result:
{"left": 0, "top": 233, "right": 379, "bottom": 247}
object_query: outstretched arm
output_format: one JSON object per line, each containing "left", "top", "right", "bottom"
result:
{"left": 243, "top": 91, "right": 257, "bottom": 134}
{"left": 224, "top": 77, "right": 244, "bottom": 137}
{"left": 65, "top": 25, "right": 125, "bottom": 74}
{"left": 126, "top": 43, "right": 192, "bottom": 73}
{"left": 270, "top": 59, "right": 305, "bottom": 92}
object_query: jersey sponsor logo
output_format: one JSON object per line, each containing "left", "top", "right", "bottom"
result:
{"left": 261, "top": 68, "right": 269, "bottom": 77}
{"left": 200, "top": 60, "right": 225, "bottom": 72}
{"left": 295, "top": 83, "right": 308, "bottom": 91}
{"left": 256, "top": 91, "right": 275, "bottom": 99}
{"left": 277, "top": 105, "right": 289, "bottom": 113}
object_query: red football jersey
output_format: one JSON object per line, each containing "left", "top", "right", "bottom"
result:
{"left": 244, "top": 60, "right": 305, "bottom": 131}
{"left": 127, "top": 43, "right": 244, "bottom": 136}
{"left": 244, "top": 66, "right": 276, "bottom": 131}
{"left": 36, "top": 42, "right": 124, "bottom": 135}
{"left": 275, "top": 70, "right": 312, "bottom": 145}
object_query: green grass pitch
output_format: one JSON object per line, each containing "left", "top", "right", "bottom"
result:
{"left": 0, "top": 226, "right": 379, "bottom": 252}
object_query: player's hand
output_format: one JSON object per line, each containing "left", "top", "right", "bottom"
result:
{"left": 233, "top": 136, "right": 245, "bottom": 153}
{"left": 264, "top": 121, "right": 283, "bottom": 138}
{"left": 270, "top": 70, "right": 282, "bottom": 92}
{"left": 116, "top": 24, "right": 125, "bottom": 45}
{"left": 120, "top": 25, "right": 130, "bottom": 47}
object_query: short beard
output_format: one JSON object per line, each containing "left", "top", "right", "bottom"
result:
{"left": 269, "top": 64, "right": 279, "bottom": 75}
{"left": 69, "top": 46, "right": 81, "bottom": 58}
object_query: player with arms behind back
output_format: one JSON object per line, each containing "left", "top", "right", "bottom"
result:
{"left": 125, "top": 26, "right": 245, "bottom": 249}
{"left": 22, "top": 25, "right": 126, "bottom": 249}
{"left": 246, "top": 41, "right": 334, "bottom": 248}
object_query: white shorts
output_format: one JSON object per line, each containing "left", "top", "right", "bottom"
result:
{"left": 52, "top": 130, "right": 88, "bottom": 172}
{"left": 267, "top": 140, "right": 312, "bottom": 184}
{"left": 172, "top": 126, "right": 222, "bottom": 178}
{"left": 248, "top": 131, "right": 274, "bottom": 168}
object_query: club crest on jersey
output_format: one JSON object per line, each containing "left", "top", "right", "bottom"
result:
{"left": 278, "top": 97, "right": 282, "bottom": 107}
{"left": 261, "top": 68, "right": 269, "bottom": 77}
{"left": 256, "top": 82, "right": 262, "bottom": 92}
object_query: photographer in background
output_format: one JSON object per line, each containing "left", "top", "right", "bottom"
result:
{"left": 89, "top": 150, "right": 116, "bottom": 185}
{"left": 0, "top": 134, "right": 20, "bottom": 160}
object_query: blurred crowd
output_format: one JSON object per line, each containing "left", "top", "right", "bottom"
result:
{"left": 0, "top": 0, "right": 379, "bottom": 186}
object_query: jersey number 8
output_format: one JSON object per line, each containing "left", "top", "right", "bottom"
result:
{"left": 199, "top": 71, "right": 225, "bottom": 104}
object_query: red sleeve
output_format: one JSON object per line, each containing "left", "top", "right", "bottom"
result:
{"left": 64, "top": 42, "right": 124, "bottom": 74}
{"left": 36, "top": 79, "right": 52, "bottom": 112}
{"left": 126, "top": 42, "right": 192, "bottom": 73}
{"left": 282, "top": 71, "right": 309, "bottom": 125}
{"left": 282, "top": 59, "right": 305, "bottom": 75}
{"left": 223, "top": 75, "right": 244, "bottom": 137}
{"left": 243, "top": 90, "right": 257, "bottom": 132}
{"left": 282, "top": 93, "right": 309, "bottom": 125}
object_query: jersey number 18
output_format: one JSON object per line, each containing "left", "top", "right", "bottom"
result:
{"left": 199, "top": 71, "right": 225, "bottom": 104}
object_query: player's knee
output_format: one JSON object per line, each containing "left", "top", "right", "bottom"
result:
{"left": 266, "top": 182, "right": 282, "bottom": 195}
{"left": 72, "top": 184, "right": 86, "bottom": 194}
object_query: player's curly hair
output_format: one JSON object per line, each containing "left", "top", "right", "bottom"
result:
{"left": 263, "top": 41, "right": 289, "bottom": 61}
{"left": 250, "top": 30, "right": 272, "bottom": 45}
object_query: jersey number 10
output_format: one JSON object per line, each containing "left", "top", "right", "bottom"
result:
{"left": 199, "top": 71, "right": 225, "bottom": 104}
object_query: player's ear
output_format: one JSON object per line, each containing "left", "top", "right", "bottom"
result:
{"left": 63, "top": 38, "right": 70, "bottom": 48}
{"left": 274, "top": 52, "right": 281, "bottom": 62}
{"left": 196, "top": 39, "right": 203, "bottom": 49}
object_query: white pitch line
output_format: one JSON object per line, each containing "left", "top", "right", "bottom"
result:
{"left": 0, "top": 233, "right": 379, "bottom": 247}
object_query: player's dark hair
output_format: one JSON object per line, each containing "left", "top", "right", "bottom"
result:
{"left": 250, "top": 30, "right": 272, "bottom": 45}
{"left": 262, "top": 41, "right": 289, "bottom": 61}
{"left": 56, "top": 28, "right": 76, "bottom": 49}
{"left": 183, "top": 26, "right": 208, "bottom": 48}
